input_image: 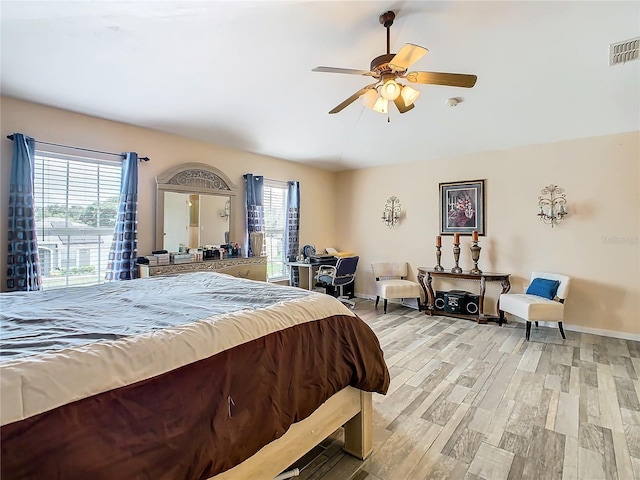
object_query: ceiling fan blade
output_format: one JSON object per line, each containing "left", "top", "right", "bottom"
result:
{"left": 389, "top": 44, "right": 428, "bottom": 72}
{"left": 404, "top": 71, "right": 478, "bottom": 88}
{"left": 328, "top": 84, "right": 377, "bottom": 114}
{"left": 393, "top": 96, "right": 415, "bottom": 114}
{"left": 312, "top": 66, "right": 376, "bottom": 77}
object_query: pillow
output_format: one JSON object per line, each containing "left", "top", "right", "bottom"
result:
{"left": 526, "top": 278, "right": 560, "bottom": 300}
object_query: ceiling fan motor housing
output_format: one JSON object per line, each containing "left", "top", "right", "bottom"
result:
{"left": 370, "top": 54, "right": 398, "bottom": 75}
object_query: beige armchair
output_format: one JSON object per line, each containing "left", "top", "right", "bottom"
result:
{"left": 371, "top": 262, "right": 422, "bottom": 314}
{"left": 499, "top": 271, "right": 571, "bottom": 341}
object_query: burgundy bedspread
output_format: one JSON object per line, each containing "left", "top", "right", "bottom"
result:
{"left": 1, "top": 312, "right": 389, "bottom": 479}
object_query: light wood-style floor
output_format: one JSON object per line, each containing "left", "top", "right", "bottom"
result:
{"left": 289, "top": 299, "right": 640, "bottom": 480}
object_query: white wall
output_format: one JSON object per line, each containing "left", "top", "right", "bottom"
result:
{"left": 0, "top": 96, "right": 338, "bottom": 286}
{"left": 2, "top": 96, "right": 638, "bottom": 337}
{"left": 336, "top": 131, "right": 640, "bottom": 337}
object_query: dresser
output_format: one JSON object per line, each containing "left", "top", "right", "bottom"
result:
{"left": 138, "top": 256, "right": 267, "bottom": 282}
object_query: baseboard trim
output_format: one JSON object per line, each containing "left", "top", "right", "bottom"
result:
{"left": 355, "top": 293, "right": 377, "bottom": 302}
{"left": 511, "top": 319, "right": 640, "bottom": 342}
{"left": 547, "top": 322, "right": 639, "bottom": 342}
{"left": 355, "top": 294, "right": 640, "bottom": 341}
{"left": 354, "top": 294, "right": 420, "bottom": 310}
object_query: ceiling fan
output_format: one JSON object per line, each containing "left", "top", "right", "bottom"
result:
{"left": 312, "top": 11, "right": 477, "bottom": 115}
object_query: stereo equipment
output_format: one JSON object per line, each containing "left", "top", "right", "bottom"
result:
{"left": 465, "top": 294, "right": 481, "bottom": 315}
{"left": 444, "top": 290, "right": 480, "bottom": 315}
{"left": 444, "top": 290, "right": 467, "bottom": 314}
{"left": 434, "top": 290, "right": 446, "bottom": 310}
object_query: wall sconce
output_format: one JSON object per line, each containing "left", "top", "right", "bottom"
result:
{"left": 381, "top": 196, "right": 402, "bottom": 228}
{"left": 219, "top": 199, "right": 230, "bottom": 219}
{"left": 537, "top": 184, "right": 568, "bottom": 227}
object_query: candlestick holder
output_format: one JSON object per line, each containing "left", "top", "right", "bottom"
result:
{"left": 470, "top": 241, "right": 482, "bottom": 275}
{"left": 451, "top": 242, "right": 462, "bottom": 274}
{"left": 434, "top": 245, "right": 444, "bottom": 272}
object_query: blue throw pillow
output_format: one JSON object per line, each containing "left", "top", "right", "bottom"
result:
{"left": 526, "top": 278, "right": 560, "bottom": 300}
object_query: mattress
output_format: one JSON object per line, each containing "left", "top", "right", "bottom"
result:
{"left": 0, "top": 272, "right": 389, "bottom": 479}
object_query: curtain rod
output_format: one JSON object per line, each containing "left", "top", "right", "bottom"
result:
{"left": 244, "top": 174, "right": 288, "bottom": 183}
{"left": 6, "top": 134, "right": 150, "bottom": 162}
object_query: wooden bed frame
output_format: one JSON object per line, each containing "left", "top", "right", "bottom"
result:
{"left": 212, "top": 387, "right": 372, "bottom": 479}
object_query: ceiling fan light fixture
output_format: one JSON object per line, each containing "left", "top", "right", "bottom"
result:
{"left": 361, "top": 88, "right": 378, "bottom": 108}
{"left": 372, "top": 96, "right": 388, "bottom": 114}
{"left": 380, "top": 79, "right": 401, "bottom": 100}
{"left": 400, "top": 85, "right": 420, "bottom": 107}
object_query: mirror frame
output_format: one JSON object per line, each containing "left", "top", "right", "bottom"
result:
{"left": 156, "top": 163, "right": 237, "bottom": 251}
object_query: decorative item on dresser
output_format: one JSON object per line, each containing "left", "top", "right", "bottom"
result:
{"left": 417, "top": 267, "right": 511, "bottom": 324}
{"left": 138, "top": 255, "right": 267, "bottom": 281}
{"left": 249, "top": 231, "right": 264, "bottom": 257}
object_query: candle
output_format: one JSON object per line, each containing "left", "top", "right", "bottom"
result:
{"left": 472, "top": 230, "right": 479, "bottom": 242}
{"left": 436, "top": 236, "right": 441, "bottom": 247}
{"left": 454, "top": 233, "right": 460, "bottom": 244}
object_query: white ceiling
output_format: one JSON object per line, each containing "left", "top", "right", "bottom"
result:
{"left": 1, "top": 1, "right": 639, "bottom": 171}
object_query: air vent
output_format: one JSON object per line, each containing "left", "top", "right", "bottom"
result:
{"left": 610, "top": 37, "right": 640, "bottom": 66}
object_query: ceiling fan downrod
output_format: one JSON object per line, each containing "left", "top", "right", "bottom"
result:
{"left": 379, "top": 11, "right": 395, "bottom": 55}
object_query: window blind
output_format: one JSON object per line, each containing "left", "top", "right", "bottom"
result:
{"left": 263, "top": 180, "right": 288, "bottom": 280}
{"left": 33, "top": 151, "right": 121, "bottom": 289}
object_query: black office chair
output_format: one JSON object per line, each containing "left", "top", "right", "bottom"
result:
{"left": 314, "top": 256, "right": 359, "bottom": 309}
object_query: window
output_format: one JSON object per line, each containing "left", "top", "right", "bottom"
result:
{"left": 33, "top": 151, "right": 121, "bottom": 289}
{"left": 262, "top": 180, "right": 288, "bottom": 281}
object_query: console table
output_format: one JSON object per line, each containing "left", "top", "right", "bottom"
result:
{"left": 417, "top": 267, "right": 511, "bottom": 324}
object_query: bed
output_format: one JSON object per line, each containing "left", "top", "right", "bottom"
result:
{"left": 0, "top": 272, "right": 389, "bottom": 479}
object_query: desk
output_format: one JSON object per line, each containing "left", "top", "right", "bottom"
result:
{"left": 417, "top": 268, "right": 511, "bottom": 324}
{"left": 286, "top": 260, "right": 355, "bottom": 298}
{"left": 285, "top": 261, "right": 318, "bottom": 291}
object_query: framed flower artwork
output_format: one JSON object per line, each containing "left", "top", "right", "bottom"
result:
{"left": 439, "top": 179, "right": 485, "bottom": 235}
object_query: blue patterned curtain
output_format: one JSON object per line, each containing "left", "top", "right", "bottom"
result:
{"left": 6, "top": 133, "right": 42, "bottom": 291}
{"left": 243, "top": 174, "right": 264, "bottom": 256}
{"left": 285, "top": 181, "right": 301, "bottom": 287}
{"left": 105, "top": 152, "right": 138, "bottom": 281}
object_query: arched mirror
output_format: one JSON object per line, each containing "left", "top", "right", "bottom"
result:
{"left": 156, "top": 163, "right": 237, "bottom": 251}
